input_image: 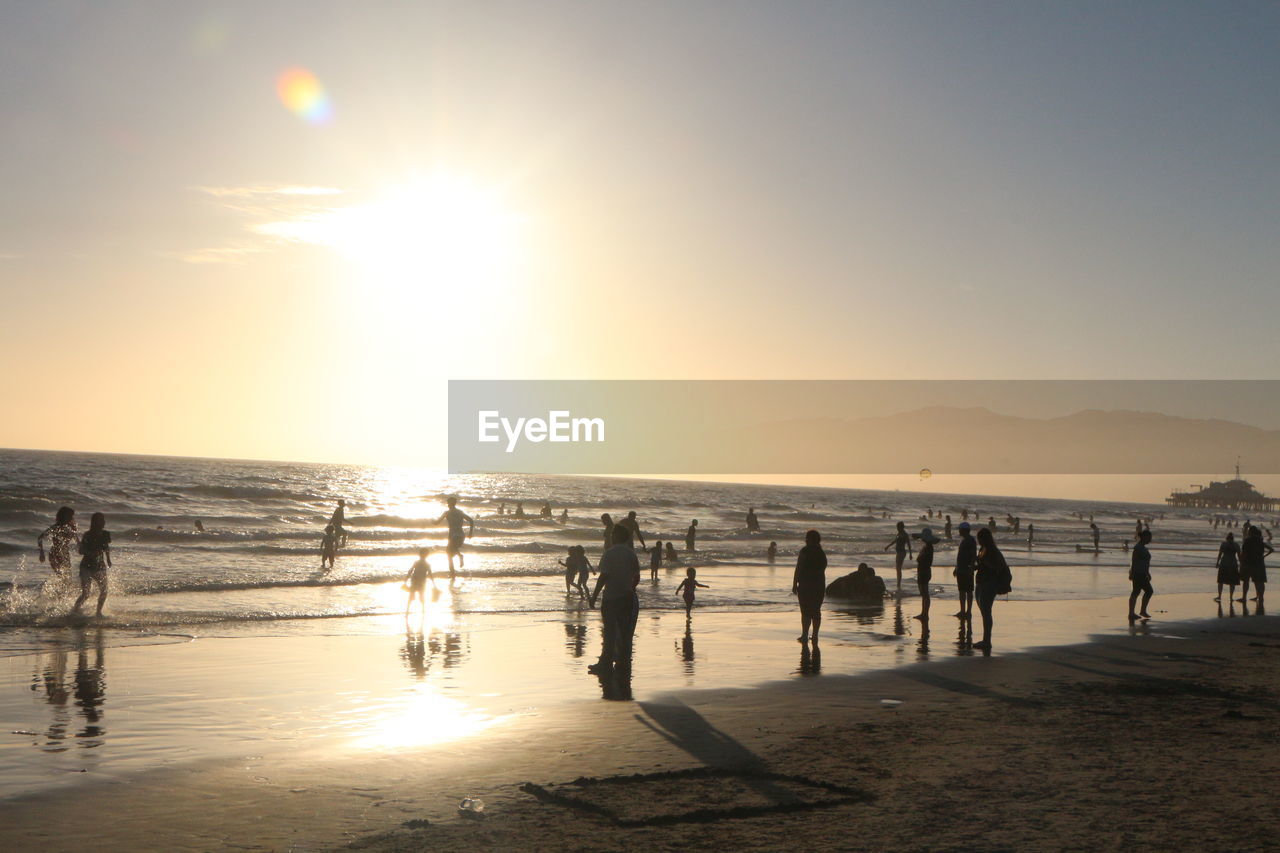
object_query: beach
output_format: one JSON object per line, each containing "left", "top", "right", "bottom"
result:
{"left": 0, "top": 600, "right": 1274, "bottom": 851}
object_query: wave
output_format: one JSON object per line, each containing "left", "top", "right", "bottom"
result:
{"left": 176, "top": 484, "right": 327, "bottom": 503}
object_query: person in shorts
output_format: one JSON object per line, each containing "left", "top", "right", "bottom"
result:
{"left": 436, "top": 496, "right": 474, "bottom": 580}
{"left": 953, "top": 521, "right": 977, "bottom": 618}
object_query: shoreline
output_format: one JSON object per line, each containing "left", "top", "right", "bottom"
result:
{"left": 0, "top": 596, "right": 1276, "bottom": 850}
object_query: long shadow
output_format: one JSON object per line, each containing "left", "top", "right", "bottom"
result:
{"left": 891, "top": 668, "right": 1043, "bottom": 708}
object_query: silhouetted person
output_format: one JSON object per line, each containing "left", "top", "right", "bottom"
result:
{"left": 560, "top": 545, "right": 592, "bottom": 595}
{"left": 974, "top": 526, "right": 1008, "bottom": 650}
{"left": 1128, "top": 528, "right": 1154, "bottom": 621}
{"left": 1215, "top": 532, "right": 1240, "bottom": 603}
{"left": 1026, "top": 522, "right": 1034, "bottom": 547}
{"left": 1091, "top": 522, "right": 1100, "bottom": 552}
{"left": 883, "top": 521, "right": 912, "bottom": 587}
{"left": 944, "top": 514, "right": 952, "bottom": 540}
{"left": 515, "top": 501, "right": 526, "bottom": 518}
{"left": 560, "top": 507, "right": 569, "bottom": 523}
{"left": 37, "top": 506, "right": 78, "bottom": 581}
{"left": 436, "top": 496, "right": 474, "bottom": 579}
{"left": 330, "top": 500, "right": 347, "bottom": 546}
{"left": 650, "top": 541, "right": 663, "bottom": 580}
{"left": 194, "top": 519, "right": 205, "bottom": 533}
{"left": 588, "top": 525, "right": 641, "bottom": 675}
{"left": 619, "top": 510, "right": 646, "bottom": 549}
{"left": 745, "top": 507, "right": 760, "bottom": 532}
{"left": 792, "top": 529, "right": 827, "bottom": 645}
{"left": 72, "top": 512, "right": 111, "bottom": 618}
{"left": 767, "top": 541, "right": 778, "bottom": 562}
{"left": 914, "top": 527, "right": 939, "bottom": 621}
{"left": 953, "top": 521, "right": 976, "bottom": 619}
{"left": 320, "top": 523, "right": 337, "bottom": 570}
{"left": 685, "top": 519, "right": 697, "bottom": 551}
{"left": 1239, "top": 525, "right": 1272, "bottom": 604}
{"left": 600, "top": 513, "right": 615, "bottom": 552}
{"left": 664, "top": 541, "right": 678, "bottom": 563}
{"left": 405, "top": 548, "right": 435, "bottom": 615}
{"left": 540, "top": 501, "right": 552, "bottom": 518}
{"left": 675, "top": 567, "right": 708, "bottom": 615}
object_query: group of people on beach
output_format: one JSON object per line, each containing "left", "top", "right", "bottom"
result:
{"left": 35, "top": 507, "right": 113, "bottom": 617}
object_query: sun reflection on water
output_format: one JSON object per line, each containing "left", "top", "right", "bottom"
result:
{"left": 348, "top": 683, "right": 501, "bottom": 750}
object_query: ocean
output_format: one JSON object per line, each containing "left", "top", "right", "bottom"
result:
{"left": 0, "top": 447, "right": 1248, "bottom": 654}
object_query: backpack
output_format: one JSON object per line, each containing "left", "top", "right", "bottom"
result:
{"left": 997, "top": 560, "right": 1013, "bottom": 595}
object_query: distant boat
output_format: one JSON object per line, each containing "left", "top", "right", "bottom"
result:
{"left": 1166, "top": 461, "right": 1278, "bottom": 512}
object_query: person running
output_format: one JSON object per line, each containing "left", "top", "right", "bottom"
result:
{"left": 559, "top": 545, "right": 592, "bottom": 595}
{"left": 71, "top": 512, "right": 112, "bottom": 618}
{"left": 914, "top": 527, "right": 939, "bottom": 620}
{"left": 404, "top": 549, "right": 435, "bottom": 615}
{"left": 588, "top": 525, "right": 642, "bottom": 674}
{"left": 1128, "top": 529, "right": 1154, "bottom": 621}
{"left": 1239, "top": 525, "right": 1272, "bottom": 604}
{"left": 953, "top": 521, "right": 976, "bottom": 619}
{"left": 973, "top": 526, "right": 1009, "bottom": 650}
{"left": 883, "top": 521, "right": 912, "bottom": 587}
{"left": 1215, "top": 532, "right": 1240, "bottom": 603}
{"left": 320, "top": 524, "right": 338, "bottom": 570}
{"left": 600, "top": 513, "right": 615, "bottom": 551}
{"left": 745, "top": 507, "right": 760, "bottom": 532}
{"left": 37, "top": 506, "right": 78, "bottom": 582}
{"left": 619, "top": 511, "right": 646, "bottom": 550}
{"left": 685, "top": 519, "right": 698, "bottom": 551}
{"left": 435, "top": 496, "right": 474, "bottom": 579}
{"left": 675, "top": 568, "right": 709, "bottom": 615}
{"left": 649, "top": 541, "right": 663, "bottom": 580}
{"left": 791, "top": 529, "right": 827, "bottom": 645}
{"left": 330, "top": 500, "right": 347, "bottom": 547}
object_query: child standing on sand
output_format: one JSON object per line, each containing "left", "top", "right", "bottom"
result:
{"left": 675, "top": 568, "right": 709, "bottom": 614}
{"left": 404, "top": 548, "right": 435, "bottom": 614}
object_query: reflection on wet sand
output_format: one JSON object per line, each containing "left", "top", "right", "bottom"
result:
{"left": 31, "top": 628, "right": 106, "bottom": 752}
{"left": 678, "top": 617, "right": 695, "bottom": 677}
{"left": 797, "top": 644, "right": 821, "bottom": 676}
{"left": 399, "top": 629, "right": 468, "bottom": 680}
{"left": 563, "top": 600, "right": 589, "bottom": 659}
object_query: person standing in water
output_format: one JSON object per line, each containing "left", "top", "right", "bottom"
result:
{"left": 953, "top": 521, "right": 976, "bottom": 619}
{"left": 404, "top": 548, "right": 435, "bottom": 615}
{"left": 37, "top": 506, "right": 78, "bottom": 582}
{"left": 745, "top": 507, "right": 760, "bottom": 532}
{"left": 791, "top": 529, "right": 827, "bottom": 646}
{"left": 1026, "top": 522, "right": 1035, "bottom": 548}
{"left": 600, "top": 513, "right": 615, "bottom": 552}
{"left": 71, "top": 512, "right": 112, "bottom": 618}
{"left": 973, "top": 526, "right": 1008, "bottom": 650}
{"left": 1239, "top": 524, "right": 1272, "bottom": 604}
{"left": 914, "top": 527, "right": 939, "bottom": 621}
{"left": 664, "top": 541, "right": 679, "bottom": 563}
{"left": 320, "top": 524, "right": 338, "bottom": 570}
{"left": 330, "top": 500, "right": 347, "bottom": 547}
{"left": 675, "top": 568, "right": 709, "bottom": 615}
{"left": 685, "top": 519, "right": 698, "bottom": 551}
{"left": 1090, "top": 522, "right": 1101, "bottom": 552}
{"left": 559, "top": 545, "right": 592, "bottom": 595}
{"left": 649, "top": 541, "right": 663, "bottom": 580}
{"left": 767, "top": 541, "right": 778, "bottom": 562}
{"left": 944, "top": 514, "right": 952, "bottom": 540}
{"left": 1128, "top": 528, "right": 1154, "bottom": 621}
{"left": 883, "top": 521, "right": 912, "bottom": 587}
{"left": 1215, "top": 532, "right": 1240, "bottom": 603}
{"left": 435, "top": 496, "right": 474, "bottom": 580}
{"left": 619, "top": 511, "right": 646, "bottom": 550}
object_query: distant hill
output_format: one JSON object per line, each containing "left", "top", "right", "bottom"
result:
{"left": 701, "top": 406, "right": 1280, "bottom": 474}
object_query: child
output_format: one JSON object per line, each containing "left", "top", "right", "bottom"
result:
{"left": 72, "top": 512, "right": 112, "bottom": 618}
{"left": 405, "top": 548, "right": 435, "bottom": 614}
{"left": 559, "top": 545, "right": 592, "bottom": 595}
{"left": 650, "top": 541, "right": 663, "bottom": 580}
{"left": 665, "top": 541, "right": 679, "bottom": 563}
{"left": 321, "top": 524, "right": 337, "bottom": 570}
{"left": 766, "top": 541, "right": 778, "bottom": 562}
{"left": 675, "top": 567, "right": 709, "bottom": 614}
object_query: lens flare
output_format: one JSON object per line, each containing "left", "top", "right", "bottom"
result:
{"left": 276, "top": 67, "right": 332, "bottom": 124}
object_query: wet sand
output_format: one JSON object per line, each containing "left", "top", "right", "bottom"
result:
{"left": 0, "top": 596, "right": 1275, "bottom": 851}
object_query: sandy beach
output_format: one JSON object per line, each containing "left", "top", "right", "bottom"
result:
{"left": 1, "top": 594, "right": 1275, "bottom": 852}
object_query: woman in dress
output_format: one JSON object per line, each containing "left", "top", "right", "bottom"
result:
{"left": 1214, "top": 532, "right": 1240, "bottom": 603}
{"left": 791, "top": 529, "right": 827, "bottom": 646}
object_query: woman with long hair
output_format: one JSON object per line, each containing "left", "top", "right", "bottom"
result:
{"left": 1214, "top": 531, "right": 1240, "bottom": 603}
{"left": 883, "top": 521, "right": 912, "bottom": 587}
{"left": 974, "top": 526, "right": 1008, "bottom": 650}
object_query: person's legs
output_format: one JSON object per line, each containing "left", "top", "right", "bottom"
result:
{"left": 799, "top": 608, "right": 811, "bottom": 642}
{"left": 94, "top": 575, "right": 108, "bottom": 617}
{"left": 1139, "top": 581, "right": 1153, "bottom": 618}
{"left": 1215, "top": 583, "right": 1223, "bottom": 602}
{"left": 894, "top": 552, "right": 904, "bottom": 585}
{"left": 72, "top": 574, "right": 91, "bottom": 614}
{"left": 1239, "top": 575, "right": 1251, "bottom": 601}
{"left": 1128, "top": 587, "right": 1140, "bottom": 620}
{"left": 811, "top": 603, "right": 822, "bottom": 645}
{"left": 1256, "top": 579, "right": 1265, "bottom": 603}
{"left": 975, "top": 586, "right": 994, "bottom": 647}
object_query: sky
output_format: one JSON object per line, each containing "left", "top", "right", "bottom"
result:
{"left": 2, "top": 1, "right": 1279, "bottom": 492}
